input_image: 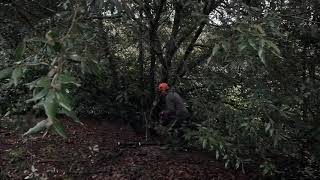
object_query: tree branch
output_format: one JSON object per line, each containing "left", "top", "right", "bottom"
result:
{"left": 174, "top": 0, "right": 222, "bottom": 83}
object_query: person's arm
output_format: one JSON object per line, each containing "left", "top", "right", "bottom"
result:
{"left": 165, "top": 94, "right": 176, "bottom": 115}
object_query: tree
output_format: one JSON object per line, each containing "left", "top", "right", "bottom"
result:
{"left": 1, "top": 0, "right": 320, "bottom": 177}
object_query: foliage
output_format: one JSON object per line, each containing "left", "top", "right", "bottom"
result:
{"left": 1, "top": 0, "right": 320, "bottom": 178}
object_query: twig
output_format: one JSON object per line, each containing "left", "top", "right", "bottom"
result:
{"left": 60, "top": 5, "right": 79, "bottom": 42}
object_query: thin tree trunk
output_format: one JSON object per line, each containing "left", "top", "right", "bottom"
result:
{"left": 98, "top": 9, "right": 119, "bottom": 91}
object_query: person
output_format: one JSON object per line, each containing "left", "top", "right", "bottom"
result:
{"left": 158, "top": 82, "right": 190, "bottom": 137}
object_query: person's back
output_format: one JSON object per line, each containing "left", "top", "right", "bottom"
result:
{"left": 165, "top": 91, "right": 190, "bottom": 120}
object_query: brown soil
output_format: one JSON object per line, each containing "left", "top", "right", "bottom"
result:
{"left": 0, "top": 118, "right": 256, "bottom": 180}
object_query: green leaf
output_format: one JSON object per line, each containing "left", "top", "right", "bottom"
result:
{"left": 207, "top": 44, "right": 220, "bottom": 65}
{"left": 60, "top": 109, "right": 82, "bottom": 125}
{"left": 266, "top": 40, "right": 281, "bottom": 55}
{"left": 58, "top": 73, "right": 79, "bottom": 86}
{"left": 238, "top": 42, "right": 247, "bottom": 52}
{"left": 69, "top": 54, "right": 82, "bottom": 61}
{"left": 265, "top": 123, "right": 271, "bottom": 132}
{"left": 225, "top": 160, "right": 230, "bottom": 168}
{"left": 235, "top": 160, "right": 240, "bottom": 169}
{"left": 26, "top": 88, "right": 49, "bottom": 103}
{"left": 56, "top": 92, "right": 72, "bottom": 111}
{"left": 212, "top": 44, "right": 220, "bottom": 57}
{"left": 44, "top": 90, "right": 58, "bottom": 120}
{"left": 33, "top": 100, "right": 44, "bottom": 109}
{"left": 23, "top": 119, "right": 53, "bottom": 136}
{"left": 258, "top": 39, "right": 266, "bottom": 65}
{"left": 36, "top": 77, "right": 51, "bottom": 88}
{"left": 202, "top": 139, "right": 207, "bottom": 149}
{"left": 43, "top": 90, "right": 67, "bottom": 139}
{"left": 240, "top": 122, "right": 248, "bottom": 128}
{"left": 254, "top": 24, "right": 265, "bottom": 35}
{"left": 0, "top": 67, "right": 13, "bottom": 80}
{"left": 221, "top": 41, "right": 229, "bottom": 51}
{"left": 26, "top": 77, "right": 51, "bottom": 89}
{"left": 258, "top": 47, "right": 265, "bottom": 65}
{"left": 11, "top": 67, "right": 23, "bottom": 86}
{"left": 248, "top": 39, "right": 256, "bottom": 50}
{"left": 216, "top": 150, "right": 220, "bottom": 160}
{"left": 52, "top": 118, "right": 67, "bottom": 139}
{"left": 271, "top": 50, "right": 284, "bottom": 59}
{"left": 2, "top": 81, "right": 13, "bottom": 89}
{"left": 15, "top": 40, "right": 26, "bottom": 60}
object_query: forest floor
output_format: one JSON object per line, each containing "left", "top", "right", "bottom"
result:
{"left": 0, "top": 118, "right": 257, "bottom": 180}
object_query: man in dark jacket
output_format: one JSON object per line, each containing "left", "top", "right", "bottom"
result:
{"left": 158, "top": 83, "right": 190, "bottom": 134}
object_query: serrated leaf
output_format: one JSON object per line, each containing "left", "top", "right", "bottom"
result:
{"left": 15, "top": 40, "right": 26, "bottom": 60}
{"left": 56, "top": 92, "right": 72, "bottom": 111}
{"left": 26, "top": 88, "right": 49, "bottom": 103}
{"left": 0, "top": 67, "right": 13, "bottom": 80}
{"left": 11, "top": 67, "right": 23, "bottom": 86}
